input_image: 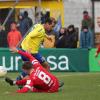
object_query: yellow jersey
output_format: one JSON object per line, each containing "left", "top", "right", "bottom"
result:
{"left": 21, "top": 24, "right": 45, "bottom": 54}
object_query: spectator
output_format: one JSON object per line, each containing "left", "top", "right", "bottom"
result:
{"left": 0, "top": 25, "right": 7, "bottom": 47}
{"left": 81, "top": 10, "right": 93, "bottom": 31}
{"left": 24, "top": 11, "right": 33, "bottom": 28}
{"left": 56, "top": 27, "right": 68, "bottom": 48}
{"left": 7, "top": 22, "right": 22, "bottom": 48}
{"left": 80, "top": 26, "right": 93, "bottom": 48}
{"left": 41, "top": 12, "right": 46, "bottom": 24}
{"left": 17, "top": 13, "right": 25, "bottom": 37}
{"left": 66, "top": 25, "right": 78, "bottom": 48}
{"left": 18, "top": 11, "right": 33, "bottom": 37}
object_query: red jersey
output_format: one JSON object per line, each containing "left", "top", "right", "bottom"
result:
{"left": 96, "top": 45, "right": 100, "bottom": 55}
{"left": 16, "top": 50, "right": 59, "bottom": 93}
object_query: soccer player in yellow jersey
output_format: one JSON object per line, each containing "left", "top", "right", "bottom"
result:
{"left": 21, "top": 23, "right": 45, "bottom": 54}
{"left": 16, "top": 18, "right": 55, "bottom": 81}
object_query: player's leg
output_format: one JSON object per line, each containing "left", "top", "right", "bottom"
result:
{"left": 5, "top": 77, "right": 14, "bottom": 86}
{"left": 16, "top": 49, "right": 29, "bottom": 82}
{"left": 32, "top": 53, "right": 50, "bottom": 71}
{"left": 16, "top": 71, "right": 28, "bottom": 80}
{"left": 48, "top": 78, "right": 59, "bottom": 93}
{"left": 16, "top": 50, "right": 29, "bottom": 83}
{"left": 5, "top": 77, "right": 27, "bottom": 86}
{"left": 41, "top": 61, "right": 50, "bottom": 71}
{"left": 20, "top": 49, "right": 50, "bottom": 71}
{"left": 16, "top": 71, "right": 29, "bottom": 89}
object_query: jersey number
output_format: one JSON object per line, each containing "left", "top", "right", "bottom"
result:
{"left": 38, "top": 71, "right": 51, "bottom": 84}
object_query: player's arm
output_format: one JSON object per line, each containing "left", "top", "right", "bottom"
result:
{"left": 95, "top": 45, "right": 100, "bottom": 57}
{"left": 10, "top": 48, "right": 34, "bottom": 61}
{"left": 18, "top": 50, "right": 41, "bottom": 68}
{"left": 17, "top": 79, "right": 33, "bottom": 93}
{"left": 10, "top": 48, "right": 41, "bottom": 67}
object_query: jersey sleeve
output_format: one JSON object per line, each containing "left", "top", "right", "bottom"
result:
{"left": 17, "top": 79, "right": 33, "bottom": 93}
{"left": 18, "top": 50, "right": 41, "bottom": 68}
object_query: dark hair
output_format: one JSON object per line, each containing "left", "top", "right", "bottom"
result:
{"left": 44, "top": 18, "right": 52, "bottom": 25}
{"left": 24, "top": 11, "right": 28, "bottom": 17}
{"left": 22, "top": 61, "right": 33, "bottom": 70}
{"left": 68, "top": 25, "right": 74, "bottom": 29}
{"left": 83, "top": 10, "right": 88, "bottom": 14}
{"left": 67, "top": 24, "right": 75, "bottom": 33}
{"left": 59, "top": 27, "right": 67, "bottom": 36}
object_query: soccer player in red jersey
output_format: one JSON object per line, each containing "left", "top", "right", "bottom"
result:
{"left": 5, "top": 48, "right": 60, "bottom": 93}
{"left": 95, "top": 45, "right": 100, "bottom": 57}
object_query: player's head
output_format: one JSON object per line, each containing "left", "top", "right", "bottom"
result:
{"left": 44, "top": 18, "right": 54, "bottom": 31}
{"left": 22, "top": 61, "right": 33, "bottom": 74}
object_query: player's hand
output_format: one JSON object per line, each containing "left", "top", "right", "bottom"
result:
{"left": 10, "top": 47, "right": 18, "bottom": 53}
{"left": 95, "top": 52, "right": 98, "bottom": 58}
{"left": 16, "top": 87, "right": 29, "bottom": 93}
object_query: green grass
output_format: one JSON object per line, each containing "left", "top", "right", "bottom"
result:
{"left": 0, "top": 72, "right": 100, "bottom": 100}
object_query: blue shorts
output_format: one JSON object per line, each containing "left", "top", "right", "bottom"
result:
{"left": 20, "top": 50, "right": 46, "bottom": 64}
{"left": 16, "top": 71, "right": 28, "bottom": 80}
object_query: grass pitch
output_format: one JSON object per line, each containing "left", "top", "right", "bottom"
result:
{"left": 0, "top": 72, "right": 100, "bottom": 100}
